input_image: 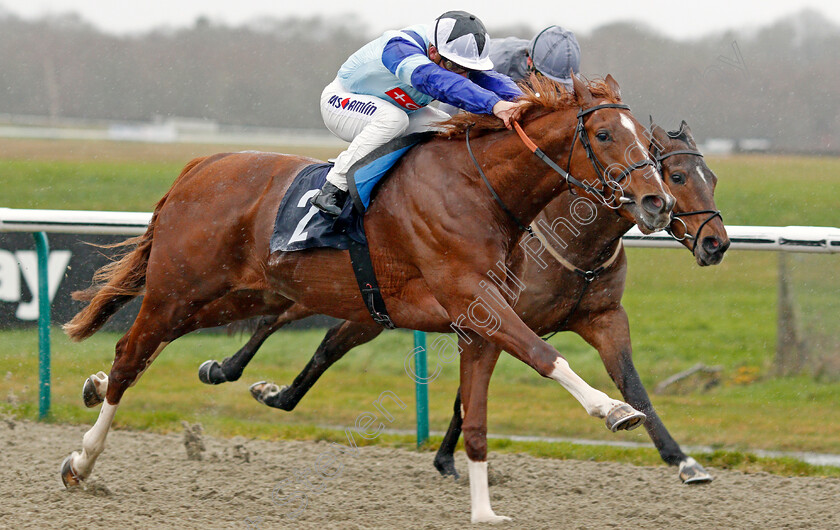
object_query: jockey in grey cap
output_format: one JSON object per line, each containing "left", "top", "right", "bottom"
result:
{"left": 491, "top": 25, "right": 581, "bottom": 88}
{"left": 437, "top": 25, "right": 580, "bottom": 115}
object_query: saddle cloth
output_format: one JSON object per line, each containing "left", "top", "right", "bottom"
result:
{"left": 269, "top": 132, "right": 432, "bottom": 253}
{"left": 269, "top": 163, "right": 362, "bottom": 253}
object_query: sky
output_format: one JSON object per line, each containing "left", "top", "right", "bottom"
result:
{"left": 0, "top": 0, "right": 838, "bottom": 39}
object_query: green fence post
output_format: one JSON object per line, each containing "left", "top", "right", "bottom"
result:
{"left": 33, "top": 232, "right": 51, "bottom": 420}
{"left": 413, "top": 330, "right": 429, "bottom": 448}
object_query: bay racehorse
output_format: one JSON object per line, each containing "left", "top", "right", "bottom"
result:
{"left": 200, "top": 118, "right": 728, "bottom": 484}
{"left": 62, "top": 75, "right": 674, "bottom": 523}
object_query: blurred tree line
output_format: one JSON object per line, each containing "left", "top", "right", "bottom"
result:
{"left": 0, "top": 9, "right": 838, "bottom": 152}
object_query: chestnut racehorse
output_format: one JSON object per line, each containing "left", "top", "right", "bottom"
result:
{"left": 62, "top": 75, "right": 674, "bottom": 523}
{"left": 200, "top": 119, "right": 729, "bottom": 484}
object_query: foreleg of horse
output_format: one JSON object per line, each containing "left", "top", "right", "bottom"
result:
{"left": 573, "top": 307, "right": 713, "bottom": 484}
{"left": 458, "top": 334, "right": 510, "bottom": 524}
{"left": 446, "top": 278, "right": 645, "bottom": 430}
{"left": 433, "top": 386, "right": 463, "bottom": 479}
{"left": 250, "top": 320, "right": 383, "bottom": 411}
{"left": 62, "top": 307, "right": 171, "bottom": 487}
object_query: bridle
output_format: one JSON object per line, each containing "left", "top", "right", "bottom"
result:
{"left": 649, "top": 139, "right": 722, "bottom": 252}
{"left": 568, "top": 104, "right": 657, "bottom": 209}
{"left": 464, "top": 103, "right": 657, "bottom": 235}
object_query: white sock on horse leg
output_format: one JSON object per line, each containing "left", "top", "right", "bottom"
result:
{"left": 467, "top": 459, "right": 511, "bottom": 524}
{"left": 548, "top": 357, "right": 622, "bottom": 418}
{"left": 74, "top": 400, "right": 118, "bottom": 478}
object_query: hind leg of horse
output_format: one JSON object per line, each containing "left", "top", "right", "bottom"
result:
{"left": 199, "top": 303, "right": 315, "bottom": 385}
{"left": 572, "top": 306, "right": 713, "bottom": 484}
{"left": 433, "top": 387, "right": 463, "bottom": 479}
{"left": 250, "top": 320, "right": 383, "bottom": 411}
{"left": 62, "top": 301, "right": 174, "bottom": 487}
{"left": 62, "top": 288, "right": 268, "bottom": 486}
{"left": 457, "top": 333, "right": 509, "bottom": 524}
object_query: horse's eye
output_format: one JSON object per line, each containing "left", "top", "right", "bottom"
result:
{"left": 670, "top": 173, "right": 686, "bottom": 185}
{"left": 595, "top": 131, "right": 610, "bottom": 142}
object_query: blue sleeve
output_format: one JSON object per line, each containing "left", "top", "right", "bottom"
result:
{"left": 469, "top": 70, "right": 522, "bottom": 101}
{"left": 409, "top": 64, "right": 501, "bottom": 115}
{"left": 381, "top": 36, "right": 504, "bottom": 115}
{"left": 382, "top": 37, "right": 428, "bottom": 77}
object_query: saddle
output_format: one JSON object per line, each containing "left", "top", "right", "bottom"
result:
{"left": 270, "top": 132, "right": 433, "bottom": 328}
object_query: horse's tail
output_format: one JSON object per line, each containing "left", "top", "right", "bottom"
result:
{"left": 63, "top": 157, "right": 207, "bottom": 341}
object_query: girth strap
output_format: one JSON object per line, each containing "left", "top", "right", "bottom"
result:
{"left": 347, "top": 235, "right": 396, "bottom": 329}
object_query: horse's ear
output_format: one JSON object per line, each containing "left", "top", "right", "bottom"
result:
{"left": 649, "top": 121, "right": 669, "bottom": 148}
{"left": 679, "top": 120, "right": 698, "bottom": 147}
{"left": 605, "top": 74, "right": 621, "bottom": 100}
{"left": 572, "top": 73, "right": 592, "bottom": 106}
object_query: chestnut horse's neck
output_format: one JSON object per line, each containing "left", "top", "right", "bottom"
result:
{"left": 460, "top": 106, "right": 595, "bottom": 243}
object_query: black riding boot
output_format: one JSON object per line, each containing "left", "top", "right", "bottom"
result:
{"left": 310, "top": 182, "right": 348, "bottom": 216}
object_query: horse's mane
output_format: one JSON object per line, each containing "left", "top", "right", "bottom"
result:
{"left": 438, "top": 76, "right": 623, "bottom": 138}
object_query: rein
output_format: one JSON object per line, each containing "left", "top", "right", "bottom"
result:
{"left": 465, "top": 125, "right": 534, "bottom": 236}
{"left": 463, "top": 103, "right": 655, "bottom": 235}
{"left": 511, "top": 122, "right": 601, "bottom": 197}
{"left": 650, "top": 143, "right": 722, "bottom": 251}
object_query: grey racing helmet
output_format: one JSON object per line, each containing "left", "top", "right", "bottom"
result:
{"left": 529, "top": 25, "right": 581, "bottom": 88}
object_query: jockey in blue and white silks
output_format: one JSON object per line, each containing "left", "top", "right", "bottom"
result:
{"left": 337, "top": 25, "right": 521, "bottom": 114}
{"left": 311, "top": 10, "right": 524, "bottom": 216}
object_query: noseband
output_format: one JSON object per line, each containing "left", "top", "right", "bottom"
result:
{"left": 464, "top": 103, "right": 656, "bottom": 235}
{"left": 650, "top": 144, "right": 722, "bottom": 251}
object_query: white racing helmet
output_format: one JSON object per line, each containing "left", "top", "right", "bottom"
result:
{"left": 430, "top": 11, "right": 494, "bottom": 71}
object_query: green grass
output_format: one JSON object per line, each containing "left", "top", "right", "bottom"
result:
{"left": 2, "top": 145, "right": 840, "bottom": 478}
{"left": 0, "top": 138, "right": 339, "bottom": 211}
{"left": 0, "top": 159, "right": 183, "bottom": 211}
{"left": 710, "top": 155, "right": 840, "bottom": 226}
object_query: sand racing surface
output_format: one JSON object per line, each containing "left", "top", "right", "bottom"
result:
{"left": 1, "top": 418, "right": 838, "bottom": 529}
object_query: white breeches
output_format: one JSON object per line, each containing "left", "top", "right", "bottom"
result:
{"left": 320, "top": 78, "right": 450, "bottom": 191}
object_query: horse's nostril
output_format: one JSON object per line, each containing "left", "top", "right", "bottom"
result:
{"left": 641, "top": 195, "right": 666, "bottom": 215}
{"left": 703, "top": 237, "right": 722, "bottom": 253}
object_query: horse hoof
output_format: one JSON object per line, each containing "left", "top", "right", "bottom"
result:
{"left": 82, "top": 372, "right": 108, "bottom": 408}
{"left": 249, "top": 381, "right": 269, "bottom": 403}
{"left": 433, "top": 456, "right": 460, "bottom": 479}
{"left": 679, "top": 457, "right": 714, "bottom": 484}
{"left": 198, "top": 360, "right": 227, "bottom": 385}
{"left": 250, "top": 381, "right": 280, "bottom": 404}
{"left": 471, "top": 513, "right": 512, "bottom": 524}
{"left": 605, "top": 404, "right": 646, "bottom": 432}
{"left": 60, "top": 454, "right": 81, "bottom": 488}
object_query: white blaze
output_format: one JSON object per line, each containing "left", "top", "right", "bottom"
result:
{"left": 619, "top": 113, "right": 648, "bottom": 155}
